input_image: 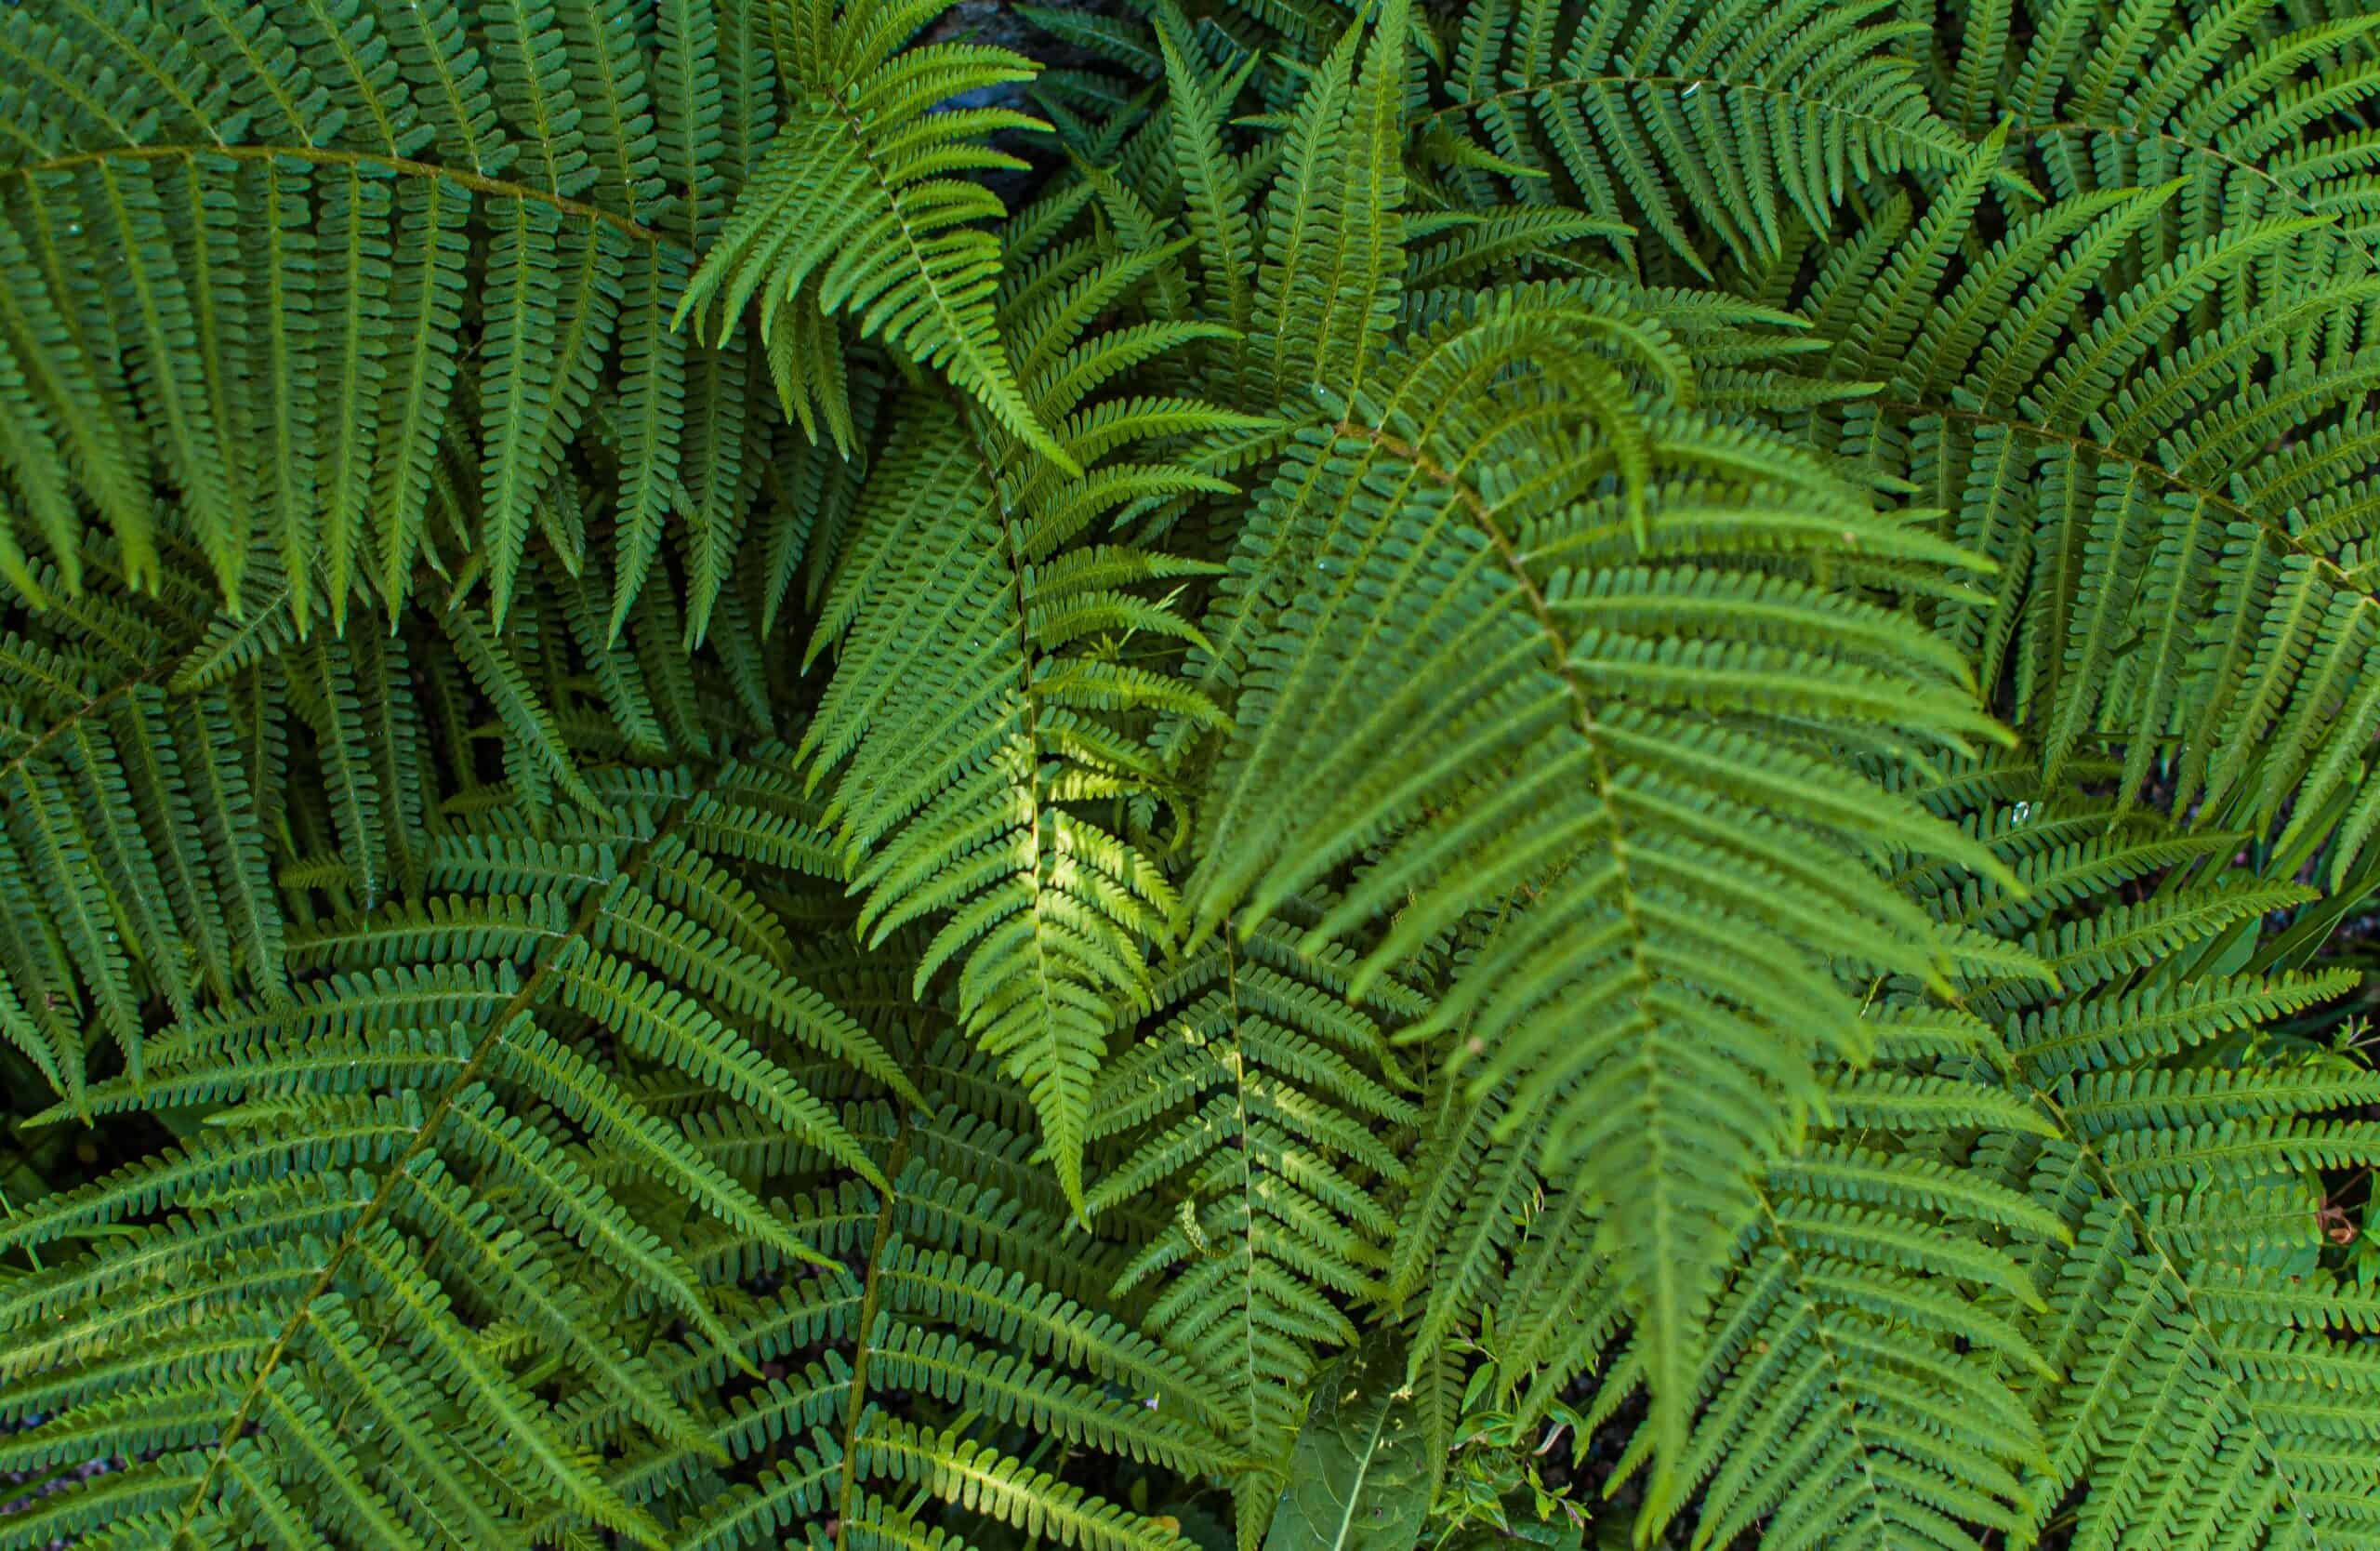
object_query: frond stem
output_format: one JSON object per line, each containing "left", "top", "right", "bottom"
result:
{"left": 835, "top": 1118, "right": 911, "bottom": 1551}
{"left": 9, "top": 143, "right": 680, "bottom": 255}
{"left": 0, "top": 663, "right": 171, "bottom": 789}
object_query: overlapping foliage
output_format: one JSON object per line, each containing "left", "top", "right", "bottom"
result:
{"left": 4, "top": 0, "right": 2380, "bottom": 1548}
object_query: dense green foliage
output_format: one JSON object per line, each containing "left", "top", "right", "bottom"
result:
{"left": 4, "top": 0, "right": 2380, "bottom": 1547}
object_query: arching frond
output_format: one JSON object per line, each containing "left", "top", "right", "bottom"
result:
{"left": 675, "top": 0, "right": 1070, "bottom": 469}
{"left": 1088, "top": 900, "right": 1425, "bottom": 1536}
{"left": 1436, "top": 0, "right": 1993, "bottom": 274}
{"left": 1792, "top": 167, "right": 2380, "bottom": 873}
{"left": 1186, "top": 287, "right": 2006, "bottom": 1502}
{"left": 798, "top": 232, "right": 1261, "bottom": 1211}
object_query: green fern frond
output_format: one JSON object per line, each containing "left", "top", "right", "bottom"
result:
{"left": 1089, "top": 901, "right": 1423, "bottom": 1533}
{"left": 1796, "top": 164, "right": 2380, "bottom": 868}
{"left": 1185, "top": 287, "right": 2005, "bottom": 1509}
{"left": 797, "top": 231, "right": 1257, "bottom": 1212}
{"left": 1437, "top": 0, "right": 2002, "bottom": 274}
{"left": 675, "top": 0, "right": 1070, "bottom": 470}
{"left": 0, "top": 0, "right": 790, "bottom": 630}
{"left": 7, "top": 4, "right": 2380, "bottom": 1548}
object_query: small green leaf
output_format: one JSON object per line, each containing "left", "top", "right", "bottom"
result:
{"left": 1263, "top": 1332, "right": 1431, "bottom": 1551}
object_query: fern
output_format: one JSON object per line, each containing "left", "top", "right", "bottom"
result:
{"left": 1088, "top": 902, "right": 1425, "bottom": 1531}
{"left": 1776, "top": 152, "right": 2380, "bottom": 867}
{"left": 0, "top": 0, "right": 786, "bottom": 630}
{"left": 674, "top": 0, "right": 1067, "bottom": 468}
{"left": 9, "top": 1, "right": 2380, "bottom": 1549}
{"left": 1184, "top": 273, "right": 2004, "bottom": 1505}
{"left": 1438, "top": 0, "right": 2000, "bottom": 274}
{"left": 795, "top": 229, "right": 1256, "bottom": 1211}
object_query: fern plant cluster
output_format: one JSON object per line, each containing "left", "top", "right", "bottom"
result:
{"left": 4, "top": 0, "right": 2380, "bottom": 1547}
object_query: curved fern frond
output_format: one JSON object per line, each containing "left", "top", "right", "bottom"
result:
{"left": 602, "top": 1105, "right": 1224, "bottom": 1551}
{"left": 1963, "top": 0, "right": 2380, "bottom": 344}
{"left": 1644, "top": 1070, "right": 2065, "bottom": 1551}
{"left": 1935, "top": 783, "right": 2380, "bottom": 1551}
{"left": 0, "top": 757, "right": 863, "bottom": 1546}
{"left": 676, "top": 0, "right": 1072, "bottom": 470}
{"left": 1435, "top": 0, "right": 1999, "bottom": 274}
{"left": 799, "top": 224, "right": 1261, "bottom": 1212}
{"left": 1795, "top": 167, "right": 2380, "bottom": 872}
{"left": 1186, "top": 287, "right": 2006, "bottom": 1505}
{"left": 0, "top": 0, "right": 787, "bottom": 630}
{"left": 1087, "top": 900, "right": 1425, "bottom": 1533}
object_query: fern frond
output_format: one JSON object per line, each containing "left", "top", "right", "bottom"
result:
{"left": 1436, "top": 0, "right": 1998, "bottom": 274}
{"left": 0, "top": 769, "right": 834, "bottom": 1546}
{"left": 1800, "top": 164, "right": 2380, "bottom": 870}
{"left": 1933, "top": 783, "right": 2380, "bottom": 1551}
{"left": 1089, "top": 903, "right": 1422, "bottom": 1530}
{"left": 798, "top": 232, "right": 1257, "bottom": 1212}
{"left": 1186, "top": 289, "right": 2003, "bottom": 1506}
{"left": 0, "top": 0, "right": 794, "bottom": 630}
{"left": 676, "top": 0, "right": 1069, "bottom": 469}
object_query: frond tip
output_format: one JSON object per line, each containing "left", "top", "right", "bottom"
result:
{"left": 676, "top": 0, "right": 1076, "bottom": 471}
